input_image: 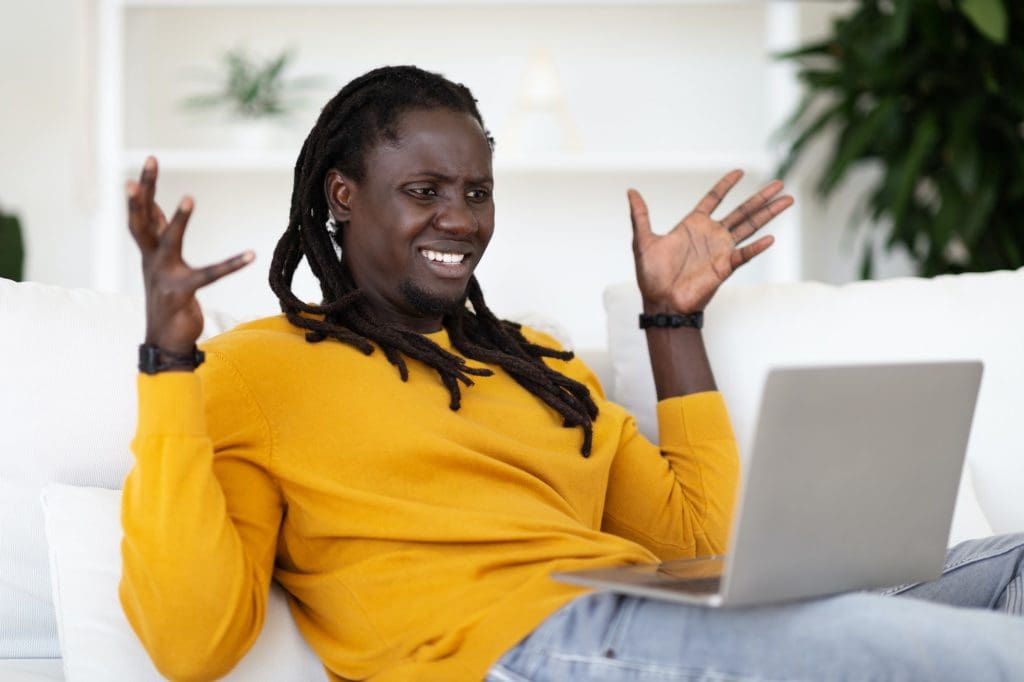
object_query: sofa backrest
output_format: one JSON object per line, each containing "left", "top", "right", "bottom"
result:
{"left": 0, "top": 279, "right": 238, "bottom": 658}
{"left": 604, "top": 269, "right": 1024, "bottom": 541}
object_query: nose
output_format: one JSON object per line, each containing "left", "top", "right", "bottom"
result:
{"left": 434, "top": 197, "right": 477, "bottom": 236}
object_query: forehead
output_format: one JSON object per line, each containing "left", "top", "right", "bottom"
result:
{"left": 366, "top": 108, "right": 492, "bottom": 180}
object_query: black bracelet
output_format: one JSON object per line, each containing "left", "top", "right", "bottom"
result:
{"left": 138, "top": 343, "right": 206, "bottom": 375}
{"left": 638, "top": 312, "right": 703, "bottom": 330}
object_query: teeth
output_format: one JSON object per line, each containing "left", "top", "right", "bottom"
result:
{"left": 421, "top": 249, "right": 466, "bottom": 264}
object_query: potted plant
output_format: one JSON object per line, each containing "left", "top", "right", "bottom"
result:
{"left": 0, "top": 204, "right": 25, "bottom": 282}
{"left": 183, "top": 46, "right": 322, "bottom": 148}
{"left": 777, "top": 0, "right": 1024, "bottom": 277}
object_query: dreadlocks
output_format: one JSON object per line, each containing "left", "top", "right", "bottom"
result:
{"left": 268, "top": 65, "right": 598, "bottom": 456}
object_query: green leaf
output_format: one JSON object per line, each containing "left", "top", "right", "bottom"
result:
{"left": 798, "top": 69, "right": 843, "bottom": 88}
{"left": 820, "top": 97, "right": 899, "bottom": 194}
{"left": 959, "top": 182, "right": 998, "bottom": 245}
{"left": 890, "top": 113, "right": 940, "bottom": 227}
{"left": 998, "top": 225, "right": 1022, "bottom": 266}
{"left": 775, "top": 100, "right": 845, "bottom": 178}
{"left": 888, "top": 0, "right": 913, "bottom": 47}
{"left": 773, "top": 39, "right": 835, "bottom": 61}
{"left": 859, "top": 247, "right": 875, "bottom": 280}
{"left": 959, "top": 0, "right": 1008, "bottom": 44}
{"left": 264, "top": 52, "right": 291, "bottom": 83}
{"left": 0, "top": 212, "right": 25, "bottom": 281}
{"left": 932, "top": 176, "right": 963, "bottom": 252}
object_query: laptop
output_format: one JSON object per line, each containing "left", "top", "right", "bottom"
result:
{"left": 553, "top": 361, "right": 984, "bottom": 608}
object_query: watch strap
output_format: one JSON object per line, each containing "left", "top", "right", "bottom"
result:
{"left": 138, "top": 343, "right": 206, "bottom": 375}
{"left": 638, "top": 312, "right": 704, "bottom": 330}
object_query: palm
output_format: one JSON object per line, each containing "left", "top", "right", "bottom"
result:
{"left": 629, "top": 170, "right": 793, "bottom": 313}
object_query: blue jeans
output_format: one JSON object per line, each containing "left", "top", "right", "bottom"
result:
{"left": 486, "top": 534, "right": 1024, "bottom": 681}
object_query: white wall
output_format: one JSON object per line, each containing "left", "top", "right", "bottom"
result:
{"left": 0, "top": 0, "right": 96, "bottom": 288}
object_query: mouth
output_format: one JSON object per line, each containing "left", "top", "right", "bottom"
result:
{"left": 418, "top": 247, "right": 473, "bottom": 279}
{"left": 420, "top": 248, "right": 467, "bottom": 265}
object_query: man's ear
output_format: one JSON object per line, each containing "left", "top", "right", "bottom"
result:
{"left": 324, "top": 169, "right": 354, "bottom": 224}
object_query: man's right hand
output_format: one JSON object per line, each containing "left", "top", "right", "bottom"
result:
{"left": 126, "top": 156, "right": 254, "bottom": 356}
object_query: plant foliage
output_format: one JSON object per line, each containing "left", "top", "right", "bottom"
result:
{"left": 777, "top": 0, "right": 1024, "bottom": 277}
{"left": 183, "top": 47, "right": 321, "bottom": 120}
{"left": 0, "top": 205, "right": 25, "bottom": 282}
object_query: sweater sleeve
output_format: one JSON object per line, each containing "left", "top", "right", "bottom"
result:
{"left": 601, "top": 392, "right": 740, "bottom": 560}
{"left": 119, "top": 351, "right": 284, "bottom": 682}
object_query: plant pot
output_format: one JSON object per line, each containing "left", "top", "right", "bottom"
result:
{"left": 229, "top": 118, "right": 281, "bottom": 150}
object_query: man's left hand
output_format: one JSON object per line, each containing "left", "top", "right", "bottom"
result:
{"left": 628, "top": 170, "right": 793, "bottom": 313}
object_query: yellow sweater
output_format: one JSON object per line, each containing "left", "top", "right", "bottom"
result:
{"left": 120, "top": 315, "right": 739, "bottom": 681}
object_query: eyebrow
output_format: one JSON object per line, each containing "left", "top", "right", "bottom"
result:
{"left": 407, "top": 170, "right": 494, "bottom": 185}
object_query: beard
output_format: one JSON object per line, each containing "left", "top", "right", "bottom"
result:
{"left": 399, "top": 279, "right": 467, "bottom": 317}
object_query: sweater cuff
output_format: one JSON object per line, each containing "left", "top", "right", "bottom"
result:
{"left": 656, "top": 391, "right": 735, "bottom": 446}
{"left": 136, "top": 372, "right": 207, "bottom": 437}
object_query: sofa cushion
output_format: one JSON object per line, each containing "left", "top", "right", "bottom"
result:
{"left": 604, "top": 269, "right": 1024, "bottom": 540}
{"left": 41, "top": 484, "right": 325, "bottom": 681}
{"left": 0, "top": 279, "right": 238, "bottom": 657}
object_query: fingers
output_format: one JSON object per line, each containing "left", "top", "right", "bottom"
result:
{"left": 729, "top": 194, "right": 794, "bottom": 244}
{"left": 126, "top": 180, "right": 156, "bottom": 250}
{"left": 694, "top": 169, "right": 744, "bottom": 216}
{"left": 125, "top": 156, "right": 159, "bottom": 251}
{"left": 627, "top": 188, "right": 654, "bottom": 246}
{"left": 140, "top": 156, "right": 157, "bottom": 212}
{"left": 722, "top": 179, "right": 786, "bottom": 232}
{"left": 730, "top": 235, "right": 774, "bottom": 271}
{"left": 161, "top": 196, "right": 193, "bottom": 254}
{"left": 188, "top": 251, "right": 256, "bottom": 290}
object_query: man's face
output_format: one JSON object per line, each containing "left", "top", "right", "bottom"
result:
{"left": 329, "top": 108, "right": 495, "bottom": 332}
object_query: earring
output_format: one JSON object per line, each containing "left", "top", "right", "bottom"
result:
{"left": 325, "top": 217, "right": 342, "bottom": 260}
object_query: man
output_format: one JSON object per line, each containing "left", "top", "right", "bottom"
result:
{"left": 121, "top": 65, "right": 1024, "bottom": 682}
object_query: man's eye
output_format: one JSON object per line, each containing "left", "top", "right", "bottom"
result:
{"left": 409, "top": 187, "right": 437, "bottom": 197}
{"left": 467, "top": 189, "right": 491, "bottom": 201}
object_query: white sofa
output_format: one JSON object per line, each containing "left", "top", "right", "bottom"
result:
{"left": 2, "top": 269, "right": 1022, "bottom": 680}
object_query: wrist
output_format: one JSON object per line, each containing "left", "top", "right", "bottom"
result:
{"left": 639, "top": 311, "right": 704, "bottom": 330}
{"left": 144, "top": 330, "right": 196, "bottom": 357}
{"left": 138, "top": 343, "right": 205, "bottom": 375}
{"left": 641, "top": 298, "right": 702, "bottom": 315}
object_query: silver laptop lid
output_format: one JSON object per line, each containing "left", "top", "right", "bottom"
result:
{"left": 722, "top": 361, "right": 983, "bottom": 607}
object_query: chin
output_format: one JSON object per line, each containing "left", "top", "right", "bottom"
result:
{"left": 400, "top": 279, "right": 467, "bottom": 317}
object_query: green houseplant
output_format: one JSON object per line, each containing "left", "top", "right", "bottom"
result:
{"left": 183, "top": 46, "right": 321, "bottom": 122}
{"left": 0, "top": 205, "right": 25, "bottom": 281}
{"left": 777, "top": 0, "right": 1024, "bottom": 277}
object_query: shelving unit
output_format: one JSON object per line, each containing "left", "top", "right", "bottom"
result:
{"left": 94, "top": 0, "right": 802, "bottom": 348}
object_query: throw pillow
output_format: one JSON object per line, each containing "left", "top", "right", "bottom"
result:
{"left": 40, "top": 483, "right": 325, "bottom": 681}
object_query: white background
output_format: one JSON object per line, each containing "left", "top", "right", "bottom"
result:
{"left": 1, "top": 0, "right": 914, "bottom": 349}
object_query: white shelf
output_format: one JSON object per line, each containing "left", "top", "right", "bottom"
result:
{"left": 121, "top": 148, "right": 772, "bottom": 175}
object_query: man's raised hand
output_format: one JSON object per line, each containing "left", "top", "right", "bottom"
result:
{"left": 126, "top": 156, "right": 254, "bottom": 355}
{"left": 628, "top": 170, "right": 793, "bottom": 314}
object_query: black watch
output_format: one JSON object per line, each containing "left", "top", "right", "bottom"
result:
{"left": 138, "top": 343, "right": 206, "bottom": 375}
{"left": 638, "top": 312, "right": 704, "bottom": 330}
